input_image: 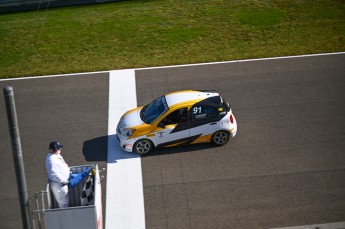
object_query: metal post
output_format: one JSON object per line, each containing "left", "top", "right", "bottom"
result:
{"left": 3, "top": 86, "right": 32, "bottom": 229}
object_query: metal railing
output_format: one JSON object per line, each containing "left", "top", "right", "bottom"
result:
{"left": 31, "top": 164, "right": 105, "bottom": 229}
{"left": 32, "top": 190, "right": 48, "bottom": 229}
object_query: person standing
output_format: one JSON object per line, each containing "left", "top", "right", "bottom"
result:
{"left": 45, "top": 141, "right": 70, "bottom": 208}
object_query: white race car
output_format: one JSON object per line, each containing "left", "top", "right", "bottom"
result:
{"left": 116, "top": 90, "right": 237, "bottom": 155}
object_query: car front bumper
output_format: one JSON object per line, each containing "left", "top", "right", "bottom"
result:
{"left": 116, "top": 129, "right": 136, "bottom": 152}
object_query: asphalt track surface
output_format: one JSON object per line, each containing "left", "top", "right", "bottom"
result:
{"left": 1, "top": 53, "right": 345, "bottom": 229}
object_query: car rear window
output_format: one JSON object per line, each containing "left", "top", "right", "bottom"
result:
{"left": 220, "top": 96, "right": 231, "bottom": 111}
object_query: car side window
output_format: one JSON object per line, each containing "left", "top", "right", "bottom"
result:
{"left": 162, "top": 107, "right": 188, "bottom": 125}
{"left": 191, "top": 105, "right": 218, "bottom": 121}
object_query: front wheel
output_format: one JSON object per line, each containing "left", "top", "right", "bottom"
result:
{"left": 211, "top": 131, "right": 230, "bottom": 146}
{"left": 133, "top": 139, "right": 153, "bottom": 155}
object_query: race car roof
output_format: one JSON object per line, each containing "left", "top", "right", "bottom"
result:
{"left": 164, "top": 90, "right": 219, "bottom": 107}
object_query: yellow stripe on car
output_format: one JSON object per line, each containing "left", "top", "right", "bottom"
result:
{"left": 191, "top": 134, "right": 212, "bottom": 144}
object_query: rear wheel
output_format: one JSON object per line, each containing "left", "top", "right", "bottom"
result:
{"left": 133, "top": 139, "right": 153, "bottom": 155}
{"left": 211, "top": 131, "right": 230, "bottom": 146}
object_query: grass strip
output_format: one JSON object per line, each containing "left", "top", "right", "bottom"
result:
{"left": 0, "top": 0, "right": 344, "bottom": 78}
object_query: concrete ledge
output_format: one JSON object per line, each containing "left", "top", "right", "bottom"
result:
{"left": 0, "top": 0, "right": 120, "bottom": 13}
{"left": 271, "top": 222, "right": 345, "bottom": 229}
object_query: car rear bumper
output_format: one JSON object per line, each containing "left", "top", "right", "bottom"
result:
{"left": 229, "top": 113, "right": 238, "bottom": 138}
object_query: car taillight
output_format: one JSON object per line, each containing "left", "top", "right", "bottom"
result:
{"left": 230, "top": 114, "right": 234, "bottom": 124}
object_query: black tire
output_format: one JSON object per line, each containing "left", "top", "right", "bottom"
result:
{"left": 133, "top": 139, "right": 153, "bottom": 155}
{"left": 211, "top": 130, "right": 230, "bottom": 146}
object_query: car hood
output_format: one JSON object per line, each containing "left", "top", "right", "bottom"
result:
{"left": 118, "top": 107, "right": 143, "bottom": 129}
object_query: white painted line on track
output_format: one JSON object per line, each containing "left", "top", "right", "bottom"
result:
{"left": 134, "top": 52, "right": 345, "bottom": 71}
{"left": 1, "top": 52, "right": 344, "bottom": 81}
{"left": 106, "top": 70, "right": 146, "bottom": 229}
{"left": 0, "top": 70, "right": 110, "bottom": 81}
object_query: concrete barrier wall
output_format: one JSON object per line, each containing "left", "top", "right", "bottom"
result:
{"left": 0, "top": 0, "right": 120, "bottom": 13}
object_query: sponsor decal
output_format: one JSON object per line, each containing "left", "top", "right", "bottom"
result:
{"left": 195, "top": 114, "right": 207, "bottom": 119}
{"left": 158, "top": 132, "right": 164, "bottom": 138}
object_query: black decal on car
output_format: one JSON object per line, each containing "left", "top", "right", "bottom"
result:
{"left": 156, "top": 134, "right": 202, "bottom": 148}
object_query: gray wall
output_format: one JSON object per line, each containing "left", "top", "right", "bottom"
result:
{"left": 0, "top": 0, "right": 121, "bottom": 13}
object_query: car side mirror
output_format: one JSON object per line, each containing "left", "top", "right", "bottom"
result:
{"left": 158, "top": 122, "right": 165, "bottom": 129}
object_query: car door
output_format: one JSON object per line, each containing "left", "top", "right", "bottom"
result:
{"left": 189, "top": 104, "right": 220, "bottom": 143}
{"left": 154, "top": 107, "right": 190, "bottom": 147}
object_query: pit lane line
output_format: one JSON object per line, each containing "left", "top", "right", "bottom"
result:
{"left": 106, "top": 69, "right": 145, "bottom": 229}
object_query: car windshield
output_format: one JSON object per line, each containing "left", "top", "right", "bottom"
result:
{"left": 140, "top": 96, "right": 168, "bottom": 124}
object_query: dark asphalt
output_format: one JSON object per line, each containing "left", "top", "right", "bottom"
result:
{"left": 136, "top": 54, "right": 345, "bottom": 229}
{"left": 0, "top": 73, "right": 109, "bottom": 229}
{"left": 0, "top": 53, "right": 344, "bottom": 229}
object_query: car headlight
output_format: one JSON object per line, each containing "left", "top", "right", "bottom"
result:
{"left": 122, "top": 128, "right": 136, "bottom": 137}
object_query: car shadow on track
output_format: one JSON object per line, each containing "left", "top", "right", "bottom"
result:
{"left": 82, "top": 135, "right": 223, "bottom": 161}
{"left": 82, "top": 136, "right": 108, "bottom": 162}
{"left": 83, "top": 134, "right": 139, "bottom": 162}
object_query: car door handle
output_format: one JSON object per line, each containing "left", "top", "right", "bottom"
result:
{"left": 209, "top": 122, "right": 217, "bottom": 125}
